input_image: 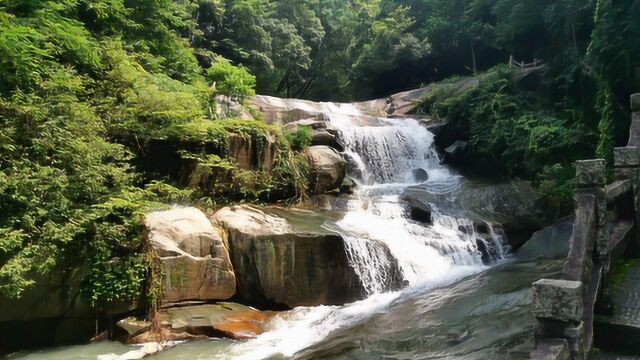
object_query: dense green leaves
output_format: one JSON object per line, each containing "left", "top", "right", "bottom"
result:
{"left": 0, "top": 0, "right": 262, "bottom": 303}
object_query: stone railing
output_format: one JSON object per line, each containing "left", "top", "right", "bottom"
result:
{"left": 530, "top": 94, "right": 640, "bottom": 359}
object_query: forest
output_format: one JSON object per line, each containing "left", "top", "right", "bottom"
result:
{"left": 1, "top": 0, "right": 640, "bottom": 355}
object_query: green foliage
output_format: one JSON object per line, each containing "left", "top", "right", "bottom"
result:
{"left": 286, "top": 126, "right": 313, "bottom": 151}
{"left": 429, "top": 67, "right": 588, "bottom": 177}
{"left": 207, "top": 57, "right": 256, "bottom": 102}
{"left": 537, "top": 164, "right": 574, "bottom": 218}
{"left": 0, "top": 0, "right": 260, "bottom": 305}
{"left": 425, "top": 67, "right": 591, "bottom": 216}
{"left": 595, "top": 84, "right": 615, "bottom": 169}
{"left": 176, "top": 120, "right": 310, "bottom": 204}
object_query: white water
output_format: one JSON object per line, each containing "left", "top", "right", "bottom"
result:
{"left": 327, "top": 105, "right": 490, "bottom": 292}
{"left": 102, "top": 102, "right": 505, "bottom": 360}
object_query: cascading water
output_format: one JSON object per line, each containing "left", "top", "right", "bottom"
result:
{"left": 325, "top": 106, "right": 504, "bottom": 293}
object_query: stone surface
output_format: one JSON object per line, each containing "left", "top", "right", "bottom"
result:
{"left": 575, "top": 159, "right": 606, "bottom": 187}
{"left": 226, "top": 132, "right": 278, "bottom": 172}
{"left": 213, "top": 205, "right": 402, "bottom": 307}
{"left": 145, "top": 207, "right": 236, "bottom": 303}
{"left": 614, "top": 147, "right": 640, "bottom": 167}
{"left": 445, "top": 140, "right": 469, "bottom": 155}
{"left": 157, "top": 303, "right": 273, "bottom": 340}
{"left": 533, "top": 279, "right": 584, "bottom": 322}
{"left": 311, "top": 128, "right": 343, "bottom": 151}
{"left": 631, "top": 93, "right": 640, "bottom": 111}
{"left": 530, "top": 339, "right": 570, "bottom": 360}
{"left": 283, "top": 119, "right": 343, "bottom": 150}
{"left": 516, "top": 217, "right": 574, "bottom": 260}
{"left": 403, "top": 180, "right": 544, "bottom": 249}
{"left": 306, "top": 145, "right": 347, "bottom": 193}
{"left": 563, "top": 194, "right": 597, "bottom": 283}
{"left": 412, "top": 168, "right": 429, "bottom": 182}
{"left": 283, "top": 118, "right": 330, "bottom": 131}
{"left": 629, "top": 112, "right": 640, "bottom": 147}
{"left": 605, "top": 180, "right": 633, "bottom": 202}
{"left": 116, "top": 317, "right": 152, "bottom": 338}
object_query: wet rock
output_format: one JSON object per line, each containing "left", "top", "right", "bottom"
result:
{"left": 116, "top": 317, "right": 151, "bottom": 339}
{"left": 530, "top": 339, "right": 570, "bottom": 360}
{"left": 213, "top": 205, "right": 401, "bottom": 307}
{"left": 516, "top": 217, "right": 574, "bottom": 260}
{"left": 145, "top": 207, "right": 236, "bottom": 303}
{"left": 412, "top": 168, "right": 429, "bottom": 182}
{"left": 312, "top": 129, "right": 343, "bottom": 151}
{"left": 403, "top": 180, "right": 545, "bottom": 250}
{"left": 128, "top": 328, "right": 204, "bottom": 344}
{"left": 409, "top": 205, "right": 432, "bottom": 224}
{"left": 444, "top": 141, "right": 469, "bottom": 164}
{"left": 340, "top": 177, "right": 356, "bottom": 194}
{"left": 343, "top": 152, "right": 364, "bottom": 181}
{"left": 306, "top": 146, "right": 346, "bottom": 193}
{"left": 158, "top": 303, "right": 273, "bottom": 340}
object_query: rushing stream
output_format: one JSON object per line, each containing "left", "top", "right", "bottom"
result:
{"left": 11, "top": 104, "right": 557, "bottom": 359}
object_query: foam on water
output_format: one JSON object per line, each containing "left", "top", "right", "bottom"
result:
{"left": 217, "top": 266, "right": 480, "bottom": 360}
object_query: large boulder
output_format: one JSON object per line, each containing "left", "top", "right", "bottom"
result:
{"left": 145, "top": 207, "right": 236, "bottom": 304}
{"left": 213, "top": 205, "right": 382, "bottom": 307}
{"left": 306, "top": 145, "right": 346, "bottom": 193}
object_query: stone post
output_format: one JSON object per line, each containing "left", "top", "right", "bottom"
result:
{"left": 574, "top": 160, "right": 608, "bottom": 353}
{"left": 575, "top": 160, "right": 608, "bottom": 259}
{"left": 532, "top": 279, "right": 585, "bottom": 359}
{"left": 629, "top": 93, "right": 640, "bottom": 147}
{"left": 615, "top": 146, "right": 640, "bottom": 258}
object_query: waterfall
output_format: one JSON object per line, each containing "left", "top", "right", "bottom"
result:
{"left": 322, "top": 106, "right": 506, "bottom": 294}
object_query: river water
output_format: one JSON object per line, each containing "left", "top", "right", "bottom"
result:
{"left": 10, "top": 104, "right": 560, "bottom": 359}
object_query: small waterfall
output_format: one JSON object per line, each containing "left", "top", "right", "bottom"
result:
{"left": 320, "top": 105, "right": 506, "bottom": 291}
